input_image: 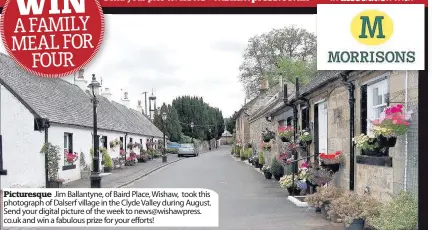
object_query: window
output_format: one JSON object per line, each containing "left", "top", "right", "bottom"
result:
{"left": 129, "top": 138, "right": 133, "bottom": 143}
{"left": 366, "top": 79, "right": 389, "bottom": 134}
{"left": 64, "top": 133, "right": 73, "bottom": 166}
{"left": 101, "top": 136, "right": 107, "bottom": 149}
{"left": 301, "top": 107, "right": 309, "bottom": 130}
{"left": 287, "top": 117, "right": 293, "bottom": 127}
{"left": 119, "top": 136, "right": 124, "bottom": 147}
{"left": 140, "top": 139, "right": 143, "bottom": 145}
{"left": 278, "top": 120, "right": 287, "bottom": 127}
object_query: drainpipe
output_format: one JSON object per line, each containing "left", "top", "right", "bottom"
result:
{"left": 44, "top": 122, "right": 49, "bottom": 187}
{"left": 342, "top": 73, "right": 355, "bottom": 191}
{"left": 284, "top": 79, "right": 299, "bottom": 187}
{"left": 403, "top": 70, "right": 408, "bottom": 191}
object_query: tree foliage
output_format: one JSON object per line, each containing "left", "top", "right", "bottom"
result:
{"left": 225, "top": 112, "right": 237, "bottom": 134}
{"left": 239, "top": 25, "right": 317, "bottom": 99}
{"left": 172, "top": 96, "right": 225, "bottom": 141}
{"left": 153, "top": 103, "right": 182, "bottom": 142}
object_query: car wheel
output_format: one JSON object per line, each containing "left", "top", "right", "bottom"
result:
{"left": 178, "top": 154, "right": 182, "bottom": 158}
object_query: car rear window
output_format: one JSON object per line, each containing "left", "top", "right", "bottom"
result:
{"left": 181, "top": 144, "right": 194, "bottom": 148}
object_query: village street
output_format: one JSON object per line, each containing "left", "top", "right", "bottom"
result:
{"left": 2, "top": 147, "right": 344, "bottom": 230}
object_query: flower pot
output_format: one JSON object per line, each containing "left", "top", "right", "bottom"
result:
{"left": 264, "top": 171, "right": 272, "bottom": 179}
{"left": 254, "top": 162, "right": 260, "bottom": 168}
{"left": 104, "top": 167, "right": 112, "bottom": 173}
{"left": 363, "top": 148, "right": 385, "bottom": 157}
{"left": 281, "top": 136, "right": 291, "bottom": 142}
{"left": 162, "top": 155, "right": 167, "bottom": 163}
{"left": 306, "top": 140, "right": 312, "bottom": 145}
{"left": 387, "top": 137, "right": 397, "bottom": 147}
{"left": 345, "top": 219, "right": 365, "bottom": 230}
{"left": 80, "top": 170, "right": 91, "bottom": 179}
{"left": 274, "top": 175, "right": 281, "bottom": 181}
{"left": 315, "top": 207, "right": 321, "bottom": 214}
{"left": 321, "top": 163, "right": 340, "bottom": 172}
{"left": 287, "top": 187, "right": 301, "bottom": 196}
{"left": 263, "top": 137, "right": 271, "bottom": 143}
{"left": 321, "top": 205, "right": 329, "bottom": 220}
{"left": 47, "top": 181, "right": 63, "bottom": 188}
{"left": 258, "top": 164, "right": 263, "bottom": 169}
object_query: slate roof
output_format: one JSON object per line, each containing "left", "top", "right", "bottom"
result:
{"left": 0, "top": 52, "right": 162, "bottom": 137}
{"left": 298, "top": 70, "right": 345, "bottom": 95}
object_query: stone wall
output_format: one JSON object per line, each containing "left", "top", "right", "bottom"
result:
{"left": 354, "top": 70, "right": 418, "bottom": 202}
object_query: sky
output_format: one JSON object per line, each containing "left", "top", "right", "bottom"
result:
{"left": 0, "top": 14, "right": 316, "bottom": 118}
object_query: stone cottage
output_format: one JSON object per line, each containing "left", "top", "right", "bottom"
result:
{"left": 283, "top": 70, "right": 418, "bottom": 201}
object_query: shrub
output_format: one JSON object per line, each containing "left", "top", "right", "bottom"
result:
{"left": 305, "top": 184, "right": 342, "bottom": 208}
{"left": 103, "top": 152, "right": 113, "bottom": 168}
{"left": 247, "top": 148, "right": 253, "bottom": 158}
{"left": 369, "top": 191, "right": 417, "bottom": 230}
{"left": 166, "top": 148, "right": 179, "bottom": 154}
{"left": 330, "top": 191, "right": 381, "bottom": 226}
{"left": 258, "top": 151, "right": 265, "bottom": 165}
{"left": 269, "top": 157, "right": 283, "bottom": 177}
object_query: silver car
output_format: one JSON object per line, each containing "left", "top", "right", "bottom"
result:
{"left": 178, "top": 143, "right": 198, "bottom": 157}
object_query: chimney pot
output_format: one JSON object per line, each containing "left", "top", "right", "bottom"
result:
{"left": 78, "top": 69, "right": 84, "bottom": 79}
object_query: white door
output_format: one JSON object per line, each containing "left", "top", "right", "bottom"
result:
{"left": 318, "top": 101, "right": 328, "bottom": 154}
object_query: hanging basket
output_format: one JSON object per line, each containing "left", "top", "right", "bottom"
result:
{"left": 321, "top": 163, "right": 340, "bottom": 173}
{"left": 263, "top": 137, "right": 272, "bottom": 143}
{"left": 280, "top": 136, "right": 291, "bottom": 142}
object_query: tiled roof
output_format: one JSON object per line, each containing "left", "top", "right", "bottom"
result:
{"left": 299, "top": 70, "right": 345, "bottom": 96}
{"left": 0, "top": 52, "right": 162, "bottom": 137}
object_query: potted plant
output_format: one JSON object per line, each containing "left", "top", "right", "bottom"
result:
{"left": 308, "top": 168, "right": 333, "bottom": 188}
{"left": 40, "top": 143, "right": 64, "bottom": 188}
{"left": 261, "top": 142, "right": 272, "bottom": 152}
{"left": 279, "top": 174, "right": 299, "bottom": 195}
{"left": 330, "top": 191, "right": 381, "bottom": 230}
{"left": 269, "top": 157, "right": 284, "bottom": 180}
{"left": 278, "top": 125, "right": 294, "bottom": 142}
{"left": 353, "top": 133, "right": 385, "bottom": 156}
{"left": 261, "top": 128, "right": 275, "bottom": 143}
{"left": 262, "top": 164, "right": 272, "bottom": 179}
{"left": 319, "top": 151, "right": 344, "bottom": 172}
{"left": 299, "top": 129, "right": 313, "bottom": 145}
{"left": 250, "top": 155, "right": 259, "bottom": 168}
{"left": 240, "top": 149, "right": 247, "bottom": 161}
{"left": 305, "top": 185, "right": 342, "bottom": 217}
{"left": 258, "top": 151, "right": 265, "bottom": 169}
{"left": 79, "top": 152, "right": 91, "bottom": 179}
{"left": 371, "top": 104, "right": 413, "bottom": 147}
{"left": 369, "top": 191, "right": 417, "bottom": 230}
{"left": 103, "top": 152, "right": 113, "bottom": 172}
{"left": 296, "top": 168, "right": 311, "bottom": 195}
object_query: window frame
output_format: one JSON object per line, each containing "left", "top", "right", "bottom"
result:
{"left": 366, "top": 78, "right": 389, "bottom": 135}
{"left": 63, "top": 132, "right": 76, "bottom": 170}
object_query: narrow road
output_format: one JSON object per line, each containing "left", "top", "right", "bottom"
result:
{"left": 3, "top": 147, "right": 343, "bottom": 230}
{"left": 126, "top": 146, "right": 342, "bottom": 230}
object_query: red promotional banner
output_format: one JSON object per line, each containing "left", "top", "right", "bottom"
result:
{"left": 0, "top": 0, "right": 429, "bottom": 8}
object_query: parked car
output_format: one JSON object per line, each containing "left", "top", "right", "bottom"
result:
{"left": 178, "top": 143, "right": 198, "bottom": 157}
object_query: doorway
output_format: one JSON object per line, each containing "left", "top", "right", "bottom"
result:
{"left": 317, "top": 101, "right": 328, "bottom": 154}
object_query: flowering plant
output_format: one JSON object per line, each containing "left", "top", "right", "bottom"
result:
{"left": 260, "top": 142, "right": 272, "bottom": 151}
{"left": 297, "top": 168, "right": 311, "bottom": 181}
{"left": 277, "top": 126, "right": 294, "bottom": 139}
{"left": 305, "top": 185, "right": 342, "bottom": 208}
{"left": 279, "top": 175, "right": 297, "bottom": 188}
{"left": 235, "top": 141, "right": 242, "bottom": 147}
{"left": 299, "top": 130, "right": 313, "bottom": 143}
{"left": 65, "top": 151, "right": 78, "bottom": 163}
{"left": 372, "top": 104, "right": 412, "bottom": 137}
{"left": 296, "top": 180, "right": 308, "bottom": 191}
{"left": 319, "top": 151, "right": 343, "bottom": 165}
{"left": 127, "top": 151, "right": 137, "bottom": 161}
{"left": 120, "top": 149, "right": 126, "bottom": 156}
{"left": 353, "top": 134, "right": 379, "bottom": 151}
{"left": 309, "top": 168, "right": 333, "bottom": 186}
{"left": 261, "top": 128, "right": 275, "bottom": 141}
{"left": 300, "top": 161, "right": 309, "bottom": 169}
{"left": 262, "top": 164, "right": 271, "bottom": 173}
{"left": 277, "top": 152, "right": 293, "bottom": 165}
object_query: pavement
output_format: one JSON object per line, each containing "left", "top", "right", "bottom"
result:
{"left": 63, "top": 154, "right": 183, "bottom": 188}
{"left": 1, "top": 146, "right": 344, "bottom": 230}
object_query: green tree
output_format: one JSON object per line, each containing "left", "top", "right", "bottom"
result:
{"left": 239, "top": 26, "right": 317, "bottom": 99}
{"left": 166, "top": 105, "right": 182, "bottom": 142}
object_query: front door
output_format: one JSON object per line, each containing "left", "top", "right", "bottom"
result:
{"left": 318, "top": 101, "right": 328, "bottom": 154}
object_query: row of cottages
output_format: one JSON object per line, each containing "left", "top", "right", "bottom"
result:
{"left": 0, "top": 53, "right": 163, "bottom": 188}
{"left": 236, "top": 70, "right": 419, "bottom": 201}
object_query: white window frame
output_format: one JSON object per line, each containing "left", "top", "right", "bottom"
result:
{"left": 366, "top": 78, "right": 389, "bottom": 135}
{"left": 64, "top": 133, "right": 73, "bottom": 166}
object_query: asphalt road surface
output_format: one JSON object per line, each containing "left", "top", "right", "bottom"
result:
{"left": 2, "top": 146, "right": 343, "bottom": 230}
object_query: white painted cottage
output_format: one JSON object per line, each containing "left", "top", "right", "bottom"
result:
{"left": 0, "top": 53, "right": 163, "bottom": 188}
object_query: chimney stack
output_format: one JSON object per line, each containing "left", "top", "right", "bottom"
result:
{"left": 121, "top": 91, "right": 131, "bottom": 108}
{"left": 137, "top": 100, "right": 143, "bottom": 113}
{"left": 74, "top": 69, "right": 88, "bottom": 91}
{"left": 101, "top": 88, "right": 112, "bottom": 101}
{"left": 259, "top": 78, "right": 269, "bottom": 93}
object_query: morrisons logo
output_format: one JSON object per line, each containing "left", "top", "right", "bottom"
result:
{"left": 328, "top": 10, "right": 416, "bottom": 64}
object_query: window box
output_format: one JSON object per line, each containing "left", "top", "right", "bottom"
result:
{"left": 62, "top": 164, "right": 76, "bottom": 171}
{"left": 355, "top": 155, "right": 392, "bottom": 167}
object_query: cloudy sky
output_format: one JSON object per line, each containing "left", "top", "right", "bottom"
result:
{"left": 0, "top": 14, "right": 316, "bottom": 117}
